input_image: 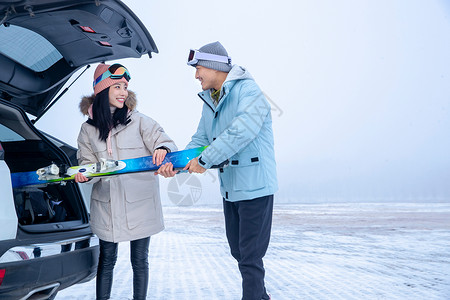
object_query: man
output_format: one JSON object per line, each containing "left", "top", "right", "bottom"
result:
{"left": 158, "top": 41, "right": 277, "bottom": 300}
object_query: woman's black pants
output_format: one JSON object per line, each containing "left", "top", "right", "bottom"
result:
{"left": 96, "top": 237, "right": 150, "bottom": 300}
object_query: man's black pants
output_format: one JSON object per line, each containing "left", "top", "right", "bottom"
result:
{"left": 223, "top": 195, "right": 273, "bottom": 300}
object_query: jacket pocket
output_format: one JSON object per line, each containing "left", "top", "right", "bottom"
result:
{"left": 91, "top": 141, "right": 107, "bottom": 154}
{"left": 91, "top": 181, "right": 111, "bottom": 202}
{"left": 90, "top": 189, "right": 111, "bottom": 229}
{"left": 117, "top": 132, "right": 146, "bottom": 158}
{"left": 125, "top": 193, "right": 156, "bottom": 229}
{"left": 117, "top": 132, "right": 145, "bottom": 149}
{"left": 122, "top": 173, "right": 155, "bottom": 202}
{"left": 123, "top": 173, "right": 157, "bottom": 229}
{"left": 231, "top": 151, "right": 265, "bottom": 191}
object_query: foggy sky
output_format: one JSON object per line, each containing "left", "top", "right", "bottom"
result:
{"left": 36, "top": 0, "right": 450, "bottom": 203}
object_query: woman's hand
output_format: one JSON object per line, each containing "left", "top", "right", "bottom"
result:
{"left": 74, "top": 172, "right": 89, "bottom": 183}
{"left": 153, "top": 148, "right": 168, "bottom": 166}
{"left": 155, "top": 162, "right": 178, "bottom": 177}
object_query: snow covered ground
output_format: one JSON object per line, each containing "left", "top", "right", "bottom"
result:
{"left": 56, "top": 203, "right": 450, "bottom": 300}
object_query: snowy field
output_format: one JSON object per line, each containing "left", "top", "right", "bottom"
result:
{"left": 56, "top": 203, "right": 450, "bottom": 300}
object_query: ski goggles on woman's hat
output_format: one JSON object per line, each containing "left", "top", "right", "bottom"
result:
{"left": 187, "top": 49, "right": 232, "bottom": 66}
{"left": 93, "top": 63, "right": 131, "bottom": 88}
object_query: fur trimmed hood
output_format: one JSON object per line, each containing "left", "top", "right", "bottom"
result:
{"left": 79, "top": 90, "right": 137, "bottom": 116}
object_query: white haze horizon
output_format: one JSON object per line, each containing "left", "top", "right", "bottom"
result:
{"left": 35, "top": 0, "right": 450, "bottom": 204}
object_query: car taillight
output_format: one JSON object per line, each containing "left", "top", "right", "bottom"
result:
{"left": 98, "top": 41, "right": 112, "bottom": 47}
{"left": 80, "top": 26, "right": 96, "bottom": 33}
{"left": 0, "top": 269, "right": 5, "bottom": 286}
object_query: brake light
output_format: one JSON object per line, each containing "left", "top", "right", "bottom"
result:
{"left": 80, "top": 26, "right": 96, "bottom": 33}
{"left": 0, "top": 269, "right": 5, "bottom": 286}
{"left": 98, "top": 41, "right": 112, "bottom": 47}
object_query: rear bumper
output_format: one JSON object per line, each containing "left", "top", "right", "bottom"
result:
{"left": 0, "top": 236, "right": 99, "bottom": 299}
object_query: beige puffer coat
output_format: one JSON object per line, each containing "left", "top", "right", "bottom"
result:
{"left": 77, "top": 91, "right": 177, "bottom": 242}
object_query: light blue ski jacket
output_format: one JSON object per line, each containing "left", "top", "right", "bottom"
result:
{"left": 186, "top": 65, "right": 278, "bottom": 201}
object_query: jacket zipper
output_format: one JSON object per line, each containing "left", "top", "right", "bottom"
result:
{"left": 197, "top": 93, "right": 215, "bottom": 113}
{"left": 198, "top": 89, "right": 228, "bottom": 112}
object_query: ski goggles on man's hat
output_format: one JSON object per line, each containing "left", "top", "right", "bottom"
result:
{"left": 187, "top": 49, "right": 232, "bottom": 66}
{"left": 93, "top": 63, "right": 131, "bottom": 88}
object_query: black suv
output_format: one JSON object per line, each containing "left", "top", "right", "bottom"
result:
{"left": 0, "top": 1, "right": 157, "bottom": 299}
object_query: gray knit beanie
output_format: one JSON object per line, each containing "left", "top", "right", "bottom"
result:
{"left": 193, "top": 41, "right": 232, "bottom": 72}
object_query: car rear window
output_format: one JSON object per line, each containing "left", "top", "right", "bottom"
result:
{"left": 0, "top": 24, "right": 63, "bottom": 72}
{"left": 0, "top": 124, "right": 25, "bottom": 142}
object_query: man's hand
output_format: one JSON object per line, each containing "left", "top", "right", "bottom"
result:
{"left": 183, "top": 157, "right": 206, "bottom": 174}
{"left": 155, "top": 162, "right": 178, "bottom": 177}
{"left": 153, "top": 148, "right": 168, "bottom": 166}
{"left": 74, "top": 172, "right": 89, "bottom": 183}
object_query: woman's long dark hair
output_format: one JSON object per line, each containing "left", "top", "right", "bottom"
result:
{"left": 91, "top": 87, "right": 129, "bottom": 141}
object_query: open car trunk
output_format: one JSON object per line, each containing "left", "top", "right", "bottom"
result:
{"left": 1, "top": 99, "right": 88, "bottom": 234}
{"left": 0, "top": 0, "right": 158, "bottom": 118}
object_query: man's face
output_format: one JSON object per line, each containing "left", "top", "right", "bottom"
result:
{"left": 195, "top": 65, "right": 218, "bottom": 90}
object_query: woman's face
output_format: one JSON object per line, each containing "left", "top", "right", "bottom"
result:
{"left": 108, "top": 82, "right": 128, "bottom": 109}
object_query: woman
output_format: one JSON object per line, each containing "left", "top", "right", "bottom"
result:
{"left": 75, "top": 63, "right": 177, "bottom": 300}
